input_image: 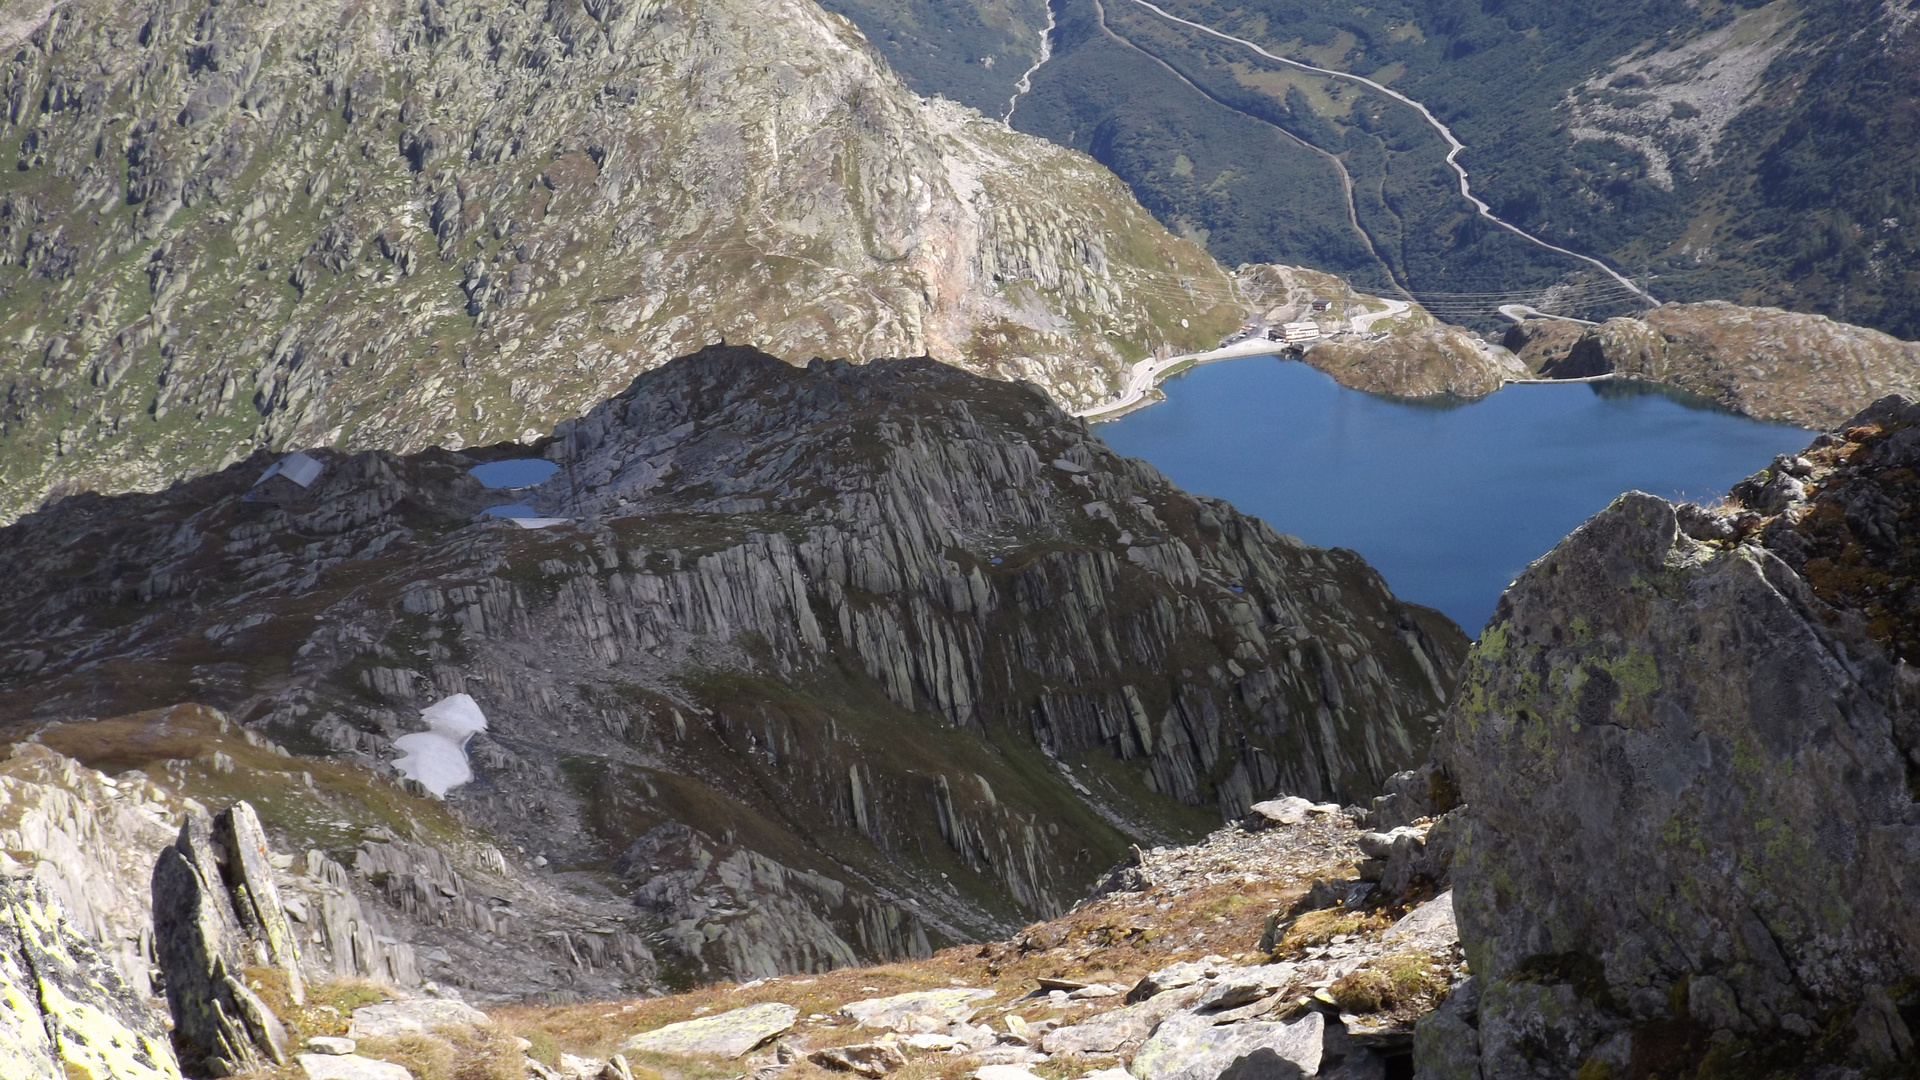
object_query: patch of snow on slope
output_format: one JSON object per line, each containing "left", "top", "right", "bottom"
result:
{"left": 393, "top": 694, "right": 488, "bottom": 797}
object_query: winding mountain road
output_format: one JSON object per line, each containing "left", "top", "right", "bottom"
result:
{"left": 1075, "top": 338, "right": 1287, "bottom": 420}
{"left": 1089, "top": 0, "right": 1409, "bottom": 299}
{"left": 1350, "top": 298, "right": 1411, "bottom": 333}
{"left": 1123, "top": 0, "right": 1656, "bottom": 304}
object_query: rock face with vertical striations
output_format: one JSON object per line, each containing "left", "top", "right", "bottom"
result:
{"left": 1422, "top": 397, "right": 1920, "bottom": 1078}
{"left": 151, "top": 813, "right": 290, "bottom": 1076}
{"left": 0, "top": 346, "right": 1466, "bottom": 987}
{"left": 0, "top": 0, "right": 1245, "bottom": 523}
{"left": 0, "top": 741, "right": 181, "bottom": 991}
{"left": 213, "top": 801, "right": 304, "bottom": 1005}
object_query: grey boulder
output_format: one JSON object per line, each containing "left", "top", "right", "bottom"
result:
{"left": 1131, "top": 1010, "right": 1325, "bottom": 1080}
{"left": 620, "top": 1001, "right": 797, "bottom": 1058}
{"left": 296, "top": 1053, "right": 414, "bottom": 1080}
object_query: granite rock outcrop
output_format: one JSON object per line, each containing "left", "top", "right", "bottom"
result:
{"left": 0, "top": 874, "right": 181, "bottom": 1080}
{"left": 1238, "top": 264, "right": 1527, "bottom": 402}
{"left": 1304, "top": 326, "right": 1526, "bottom": 401}
{"left": 1504, "top": 301, "right": 1920, "bottom": 427}
{"left": 1424, "top": 397, "right": 1920, "bottom": 1077}
{"left": 151, "top": 813, "right": 291, "bottom": 1075}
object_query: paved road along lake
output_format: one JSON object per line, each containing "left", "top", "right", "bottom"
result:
{"left": 1100, "top": 356, "right": 1815, "bottom": 634}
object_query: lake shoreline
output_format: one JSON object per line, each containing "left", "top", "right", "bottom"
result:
{"left": 1100, "top": 356, "right": 1814, "bottom": 632}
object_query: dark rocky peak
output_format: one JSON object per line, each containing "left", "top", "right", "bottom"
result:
{"left": 0, "top": 346, "right": 1465, "bottom": 989}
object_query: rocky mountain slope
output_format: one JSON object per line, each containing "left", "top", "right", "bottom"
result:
{"left": 1423, "top": 397, "right": 1920, "bottom": 1077}
{"left": 1504, "top": 301, "right": 1920, "bottom": 428}
{"left": 417, "top": 799, "right": 1462, "bottom": 1080}
{"left": 0, "top": 0, "right": 1244, "bottom": 523}
{"left": 0, "top": 758, "right": 1461, "bottom": 1080}
{"left": 0, "top": 345, "right": 1466, "bottom": 996}
{"left": 0, "top": 872, "right": 179, "bottom": 1080}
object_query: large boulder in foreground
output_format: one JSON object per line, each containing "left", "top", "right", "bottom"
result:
{"left": 1427, "top": 398, "right": 1920, "bottom": 1077}
{"left": 0, "top": 875, "right": 180, "bottom": 1080}
{"left": 152, "top": 815, "right": 290, "bottom": 1076}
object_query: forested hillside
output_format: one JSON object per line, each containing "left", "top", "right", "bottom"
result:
{"left": 824, "top": 0, "right": 1920, "bottom": 336}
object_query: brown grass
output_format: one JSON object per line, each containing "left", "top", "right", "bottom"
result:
{"left": 1274, "top": 908, "right": 1391, "bottom": 954}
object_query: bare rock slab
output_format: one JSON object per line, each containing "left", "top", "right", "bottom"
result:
{"left": 840, "top": 988, "right": 993, "bottom": 1031}
{"left": 620, "top": 1001, "right": 797, "bottom": 1058}
{"left": 1131, "top": 1010, "right": 1325, "bottom": 1080}
{"left": 1043, "top": 985, "right": 1206, "bottom": 1056}
{"left": 349, "top": 999, "right": 491, "bottom": 1039}
{"left": 808, "top": 1041, "right": 907, "bottom": 1076}
{"left": 297, "top": 1053, "right": 414, "bottom": 1080}
{"left": 1381, "top": 891, "right": 1456, "bottom": 954}
{"left": 1248, "top": 797, "right": 1334, "bottom": 828}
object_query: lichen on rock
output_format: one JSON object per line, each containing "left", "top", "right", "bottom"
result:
{"left": 0, "top": 874, "right": 180, "bottom": 1080}
{"left": 1426, "top": 398, "right": 1920, "bottom": 1075}
{"left": 151, "top": 814, "right": 290, "bottom": 1076}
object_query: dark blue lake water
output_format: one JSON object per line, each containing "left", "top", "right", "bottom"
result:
{"left": 470, "top": 458, "right": 559, "bottom": 488}
{"left": 1099, "top": 357, "right": 1814, "bottom": 635}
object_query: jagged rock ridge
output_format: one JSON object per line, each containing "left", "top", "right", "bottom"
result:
{"left": 0, "top": 346, "right": 1466, "bottom": 989}
{"left": 0, "top": 874, "right": 180, "bottom": 1080}
{"left": 0, "top": 0, "right": 1243, "bottom": 522}
{"left": 0, "top": 709, "right": 672, "bottom": 1012}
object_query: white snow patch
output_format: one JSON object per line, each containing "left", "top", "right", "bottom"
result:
{"left": 392, "top": 694, "right": 488, "bottom": 797}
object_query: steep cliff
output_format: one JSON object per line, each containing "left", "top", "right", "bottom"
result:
{"left": 0, "top": 346, "right": 1465, "bottom": 990}
{"left": 1505, "top": 301, "right": 1920, "bottom": 427}
{"left": 0, "top": 0, "right": 1243, "bottom": 522}
{"left": 1425, "top": 398, "right": 1920, "bottom": 1078}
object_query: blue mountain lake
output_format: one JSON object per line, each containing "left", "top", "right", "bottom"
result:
{"left": 469, "top": 458, "right": 560, "bottom": 488}
{"left": 1098, "top": 356, "right": 1815, "bottom": 634}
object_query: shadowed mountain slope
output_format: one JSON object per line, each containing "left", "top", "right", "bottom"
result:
{"left": 0, "top": 346, "right": 1465, "bottom": 987}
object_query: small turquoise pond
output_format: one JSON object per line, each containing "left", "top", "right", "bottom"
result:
{"left": 482, "top": 503, "right": 539, "bottom": 518}
{"left": 1099, "top": 357, "right": 1815, "bottom": 634}
{"left": 469, "top": 459, "right": 559, "bottom": 488}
